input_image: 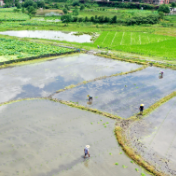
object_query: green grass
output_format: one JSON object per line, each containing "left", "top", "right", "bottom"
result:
{"left": 0, "top": 11, "right": 29, "bottom": 21}
{"left": 0, "top": 37, "right": 73, "bottom": 62}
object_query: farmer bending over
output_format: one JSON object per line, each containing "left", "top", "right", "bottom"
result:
{"left": 87, "top": 95, "right": 93, "bottom": 101}
{"left": 84, "top": 145, "right": 90, "bottom": 158}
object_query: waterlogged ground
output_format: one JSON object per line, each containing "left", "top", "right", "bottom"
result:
{"left": 0, "top": 30, "right": 92, "bottom": 43}
{"left": 128, "top": 97, "right": 176, "bottom": 175}
{"left": 0, "top": 99, "right": 150, "bottom": 176}
{"left": 0, "top": 54, "right": 141, "bottom": 103}
{"left": 53, "top": 66, "right": 176, "bottom": 118}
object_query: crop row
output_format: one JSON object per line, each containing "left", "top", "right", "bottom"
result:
{"left": 94, "top": 31, "right": 173, "bottom": 47}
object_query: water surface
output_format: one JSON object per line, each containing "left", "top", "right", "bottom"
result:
{"left": 0, "top": 30, "right": 92, "bottom": 43}
{"left": 129, "top": 96, "right": 176, "bottom": 175}
{"left": 0, "top": 54, "right": 141, "bottom": 103}
{"left": 0, "top": 99, "right": 150, "bottom": 176}
{"left": 54, "top": 67, "right": 176, "bottom": 118}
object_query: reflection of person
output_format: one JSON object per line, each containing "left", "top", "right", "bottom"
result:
{"left": 84, "top": 145, "right": 90, "bottom": 158}
{"left": 139, "top": 104, "right": 144, "bottom": 115}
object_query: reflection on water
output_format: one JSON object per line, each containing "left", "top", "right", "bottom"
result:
{"left": 0, "top": 30, "right": 92, "bottom": 43}
{"left": 0, "top": 54, "right": 141, "bottom": 103}
{"left": 129, "top": 97, "right": 176, "bottom": 175}
{"left": 0, "top": 99, "right": 150, "bottom": 176}
{"left": 54, "top": 67, "right": 176, "bottom": 118}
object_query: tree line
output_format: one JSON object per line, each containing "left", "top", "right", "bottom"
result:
{"left": 61, "top": 14, "right": 160, "bottom": 25}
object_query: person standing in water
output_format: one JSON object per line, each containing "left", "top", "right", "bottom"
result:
{"left": 160, "top": 71, "right": 164, "bottom": 78}
{"left": 139, "top": 104, "right": 144, "bottom": 115}
{"left": 87, "top": 95, "right": 93, "bottom": 105}
{"left": 84, "top": 145, "right": 90, "bottom": 158}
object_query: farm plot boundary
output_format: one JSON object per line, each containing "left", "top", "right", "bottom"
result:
{"left": 54, "top": 65, "right": 147, "bottom": 94}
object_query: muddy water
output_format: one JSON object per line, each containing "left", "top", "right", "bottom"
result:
{"left": 0, "top": 54, "right": 141, "bottom": 103}
{"left": 0, "top": 30, "right": 91, "bottom": 43}
{"left": 0, "top": 99, "right": 150, "bottom": 176}
{"left": 128, "top": 96, "right": 176, "bottom": 175}
{"left": 53, "top": 67, "right": 176, "bottom": 118}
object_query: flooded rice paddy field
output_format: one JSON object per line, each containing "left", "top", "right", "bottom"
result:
{"left": 0, "top": 54, "right": 141, "bottom": 103}
{"left": 0, "top": 30, "right": 92, "bottom": 43}
{"left": 0, "top": 99, "right": 150, "bottom": 176}
{"left": 53, "top": 66, "right": 176, "bottom": 118}
{"left": 128, "top": 97, "right": 176, "bottom": 175}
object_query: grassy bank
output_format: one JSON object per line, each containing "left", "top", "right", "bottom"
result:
{"left": 50, "top": 98, "right": 123, "bottom": 119}
{"left": 97, "top": 53, "right": 176, "bottom": 70}
{"left": 115, "top": 126, "right": 165, "bottom": 176}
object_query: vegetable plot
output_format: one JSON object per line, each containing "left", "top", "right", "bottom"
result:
{"left": 0, "top": 37, "right": 73, "bottom": 62}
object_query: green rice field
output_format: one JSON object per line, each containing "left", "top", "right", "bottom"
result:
{"left": 89, "top": 31, "right": 176, "bottom": 59}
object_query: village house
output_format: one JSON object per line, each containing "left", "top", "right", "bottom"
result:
{"left": 0, "top": 0, "right": 4, "bottom": 6}
{"left": 143, "top": 0, "right": 169, "bottom": 4}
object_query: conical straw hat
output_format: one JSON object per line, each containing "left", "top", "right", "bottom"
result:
{"left": 86, "top": 145, "right": 90, "bottom": 148}
{"left": 140, "top": 104, "right": 144, "bottom": 106}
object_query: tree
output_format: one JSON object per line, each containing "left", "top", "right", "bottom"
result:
{"left": 158, "top": 11, "right": 164, "bottom": 19}
{"left": 15, "top": 0, "right": 19, "bottom": 6}
{"left": 65, "top": 4, "right": 70, "bottom": 10}
{"left": 4, "top": 0, "right": 13, "bottom": 6}
{"left": 23, "top": 0, "right": 34, "bottom": 8}
{"left": 72, "top": 0, "right": 79, "bottom": 6}
{"left": 63, "top": 8, "right": 68, "bottom": 14}
{"left": 158, "top": 4, "right": 170, "bottom": 14}
{"left": 27, "top": 6, "right": 36, "bottom": 18}
{"left": 33, "top": 2, "right": 37, "bottom": 9}
{"left": 16, "top": 3, "right": 21, "bottom": 9}
{"left": 171, "top": 2, "right": 176, "bottom": 8}
{"left": 36, "top": 0, "right": 45, "bottom": 8}
{"left": 73, "top": 6, "right": 79, "bottom": 15}
{"left": 61, "top": 14, "right": 72, "bottom": 22}
{"left": 111, "top": 15, "right": 117, "bottom": 23}
{"left": 80, "top": 4, "right": 85, "bottom": 11}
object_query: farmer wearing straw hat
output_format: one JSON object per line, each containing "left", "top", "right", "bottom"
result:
{"left": 87, "top": 95, "right": 93, "bottom": 101}
{"left": 84, "top": 145, "right": 90, "bottom": 158}
{"left": 139, "top": 104, "right": 144, "bottom": 115}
